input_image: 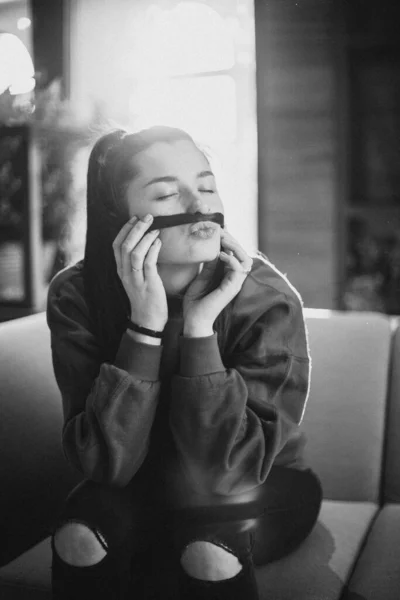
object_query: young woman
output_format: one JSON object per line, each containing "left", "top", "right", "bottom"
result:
{"left": 47, "top": 126, "right": 322, "bottom": 600}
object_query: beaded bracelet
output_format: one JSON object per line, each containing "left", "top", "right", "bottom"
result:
{"left": 126, "top": 320, "right": 164, "bottom": 339}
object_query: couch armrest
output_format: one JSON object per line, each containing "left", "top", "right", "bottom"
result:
{"left": 0, "top": 313, "right": 82, "bottom": 566}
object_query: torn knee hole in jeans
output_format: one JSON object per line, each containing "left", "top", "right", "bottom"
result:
{"left": 53, "top": 518, "right": 109, "bottom": 552}
{"left": 182, "top": 536, "right": 238, "bottom": 555}
{"left": 180, "top": 538, "right": 243, "bottom": 581}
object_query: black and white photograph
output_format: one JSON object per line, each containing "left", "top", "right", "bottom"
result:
{"left": 1, "top": 1, "right": 400, "bottom": 599}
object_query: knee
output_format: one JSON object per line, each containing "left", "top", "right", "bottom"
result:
{"left": 53, "top": 522, "right": 107, "bottom": 567}
{"left": 180, "top": 540, "right": 242, "bottom": 581}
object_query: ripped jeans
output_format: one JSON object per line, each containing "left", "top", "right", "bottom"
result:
{"left": 51, "top": 466, "right": 322, "bottom": 600}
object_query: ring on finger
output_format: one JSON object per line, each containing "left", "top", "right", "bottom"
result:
{"left": 226, "top": 267, "right": 251, "bottom": 274}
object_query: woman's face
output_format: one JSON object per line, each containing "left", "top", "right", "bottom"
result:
{"left": 125, "top": 140, "right": 224, "bottom": 264}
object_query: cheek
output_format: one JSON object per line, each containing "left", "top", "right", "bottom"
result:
{"left": 157, "top": 229, "right": 185, "bottom": 256}
{"left": 159, "top": 229, "right": 182, "bottom": 244}
{"left": 212, "top": 194, "right": 224, "bottom": 211}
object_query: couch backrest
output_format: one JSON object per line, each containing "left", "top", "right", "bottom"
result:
{"left": 383, "top": 317, "right": 400, "bottom": 503}
{"left": 301, "top": 309, "right": 393, "bottom": 503}
{"left": 0, "top": 307, "right": 396, "bottom": 563}
{"left": 0, "top": 312, "right": 80, "bottom": 566}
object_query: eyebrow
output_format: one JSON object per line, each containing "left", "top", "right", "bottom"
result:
{"left": 144, "top": 170, "right": 215, "bottom": 187}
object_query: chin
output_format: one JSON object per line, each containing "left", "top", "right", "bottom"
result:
{"left": 190, "top": 243, "right": 220, "bottom": 263}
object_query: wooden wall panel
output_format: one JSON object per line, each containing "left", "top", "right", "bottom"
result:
{"left": 255, "top": 0, "right": 340, "bottom": 308}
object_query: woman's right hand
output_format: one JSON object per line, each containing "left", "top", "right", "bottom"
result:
{"left": 113, "top": 214, "right": 168, "bottom": 331}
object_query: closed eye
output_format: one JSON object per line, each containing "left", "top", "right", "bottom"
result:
{"left": 157, "top": 193, "right": 178, "bottom": 200}
{"left": 199, "top": 189, "right": 215, "bottom": 194}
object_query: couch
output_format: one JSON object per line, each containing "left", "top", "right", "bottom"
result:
{"left": 1, "top": 308, "right": 400, "bottom": 599}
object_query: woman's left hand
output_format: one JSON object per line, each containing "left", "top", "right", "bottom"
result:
{"left": 183, "top": 229, "right": 253, "bottom": 336}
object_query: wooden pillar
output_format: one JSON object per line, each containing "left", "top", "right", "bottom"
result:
{"left": 24, "top": 131, "right": 43, "bottom": 309}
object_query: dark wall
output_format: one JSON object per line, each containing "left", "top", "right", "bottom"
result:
{"left": 31, "top": 0, "right": 65, "bottom": 89}
{"left": 345, "top": 0, "right": 400, "bottom": 41}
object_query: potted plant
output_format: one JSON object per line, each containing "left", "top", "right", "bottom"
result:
{"left": 0, "top": 79, "right": 90, "bottom": 303}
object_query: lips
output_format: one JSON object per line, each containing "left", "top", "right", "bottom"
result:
{"left": 189, "top": 221, "right": 219, "bottom": 234}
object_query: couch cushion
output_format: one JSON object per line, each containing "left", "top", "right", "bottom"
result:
{"left": 302, "top": 309, "right": 392, "bottom": 502}
{"left": 384, "top": 318, "right": 400, "bottom": 503}
{"left": 342, "top": 504, "right": 400, "bottom": 600}
{"left": 256, "top": 500, "right": 378, "bottom": 600}
{"left": 0, "top": 312, "right": 81, "bottom": 565}
{"left": 0, "top": 501, "right": 377, "bottom": 600}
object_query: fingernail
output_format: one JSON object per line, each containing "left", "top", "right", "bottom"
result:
{"left": 144, "top": 214, "right": 153, "bottom": 222}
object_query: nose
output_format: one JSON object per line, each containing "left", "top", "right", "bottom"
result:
{"left": 184, "top": 189, "right": 209, "bottom": 215}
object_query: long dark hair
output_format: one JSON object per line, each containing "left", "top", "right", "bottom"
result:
{"left": 83, "top": 126, "right": 234, "bottom": 364}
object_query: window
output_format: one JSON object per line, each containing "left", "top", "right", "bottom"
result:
{"left": 68, "top": 0, "right": 257, "bottom": 259}
{"left": 126, "top": 1, "right": 257, "bottom": 251}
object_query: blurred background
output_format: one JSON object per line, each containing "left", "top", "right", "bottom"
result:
{"left": 1, "top": 0, "right": 400, "bottom": 322}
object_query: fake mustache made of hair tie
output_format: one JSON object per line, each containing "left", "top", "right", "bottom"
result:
{"left": 147, "top": 212, "right": 224, "bottom": 232}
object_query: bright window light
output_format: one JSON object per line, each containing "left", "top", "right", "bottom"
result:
{"left": 129, "top": 2, "right": 235, "bottom": 78}
{"left": 17, "top": 17, "right": 32, "bottom": 31}
{"left": 9, "top": 77, "right": 35, "bottom": 95}
{"left": 128, "top": 2, "right": 238, "bottom": 143}
{"left": 0, "top": 33, "right": 35, "bottom": 95}
{"left": 130, "top": 75, "right": 237, "bottom": 142}
{"left": 67, "top": 0, "right": 257, "bottom": 256}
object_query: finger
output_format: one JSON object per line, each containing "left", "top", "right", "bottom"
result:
{"left": 220, "top": 234, "right": 248, "bottom": 263}
{"left": 113, "top": 216, "right": 138, "bottom": 276}
{"left": 113, "top": 215, "right": 138, "bottom": 248}
{"left": 220, "top": 249, "right": 252, "bottom": 271}
{"left": 220, "top": 234, "right": 253, "bottom": 272}
{"left": 130, "top": 230, "right": 160, "bottom": 270}
{"left": 120, "top": 216, "right": 155, "bottom": 276}
{"left": 219, "top": 251, "right": 243, "bottom": 271}
{"left": 143, "top": 237, "right": 162, "bottom": 274}
{"left": 124, "top": 229, "right": 160, "bottom": 275}
{"left": 220, "top": 251, "right": 250, "bottom": 276}
{"left": 122, "top": 215, "right": 155, "bottom": 252}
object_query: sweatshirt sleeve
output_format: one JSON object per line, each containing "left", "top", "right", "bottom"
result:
{"left": 46, "top": 275, "right": 162, "bottom": 487}
{"left": 169, "top": 290, "right": 310, "bottom": 496}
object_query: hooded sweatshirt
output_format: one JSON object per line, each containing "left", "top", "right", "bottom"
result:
{"left": 46, "top": 256, "right": 311, "bottom": 498}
